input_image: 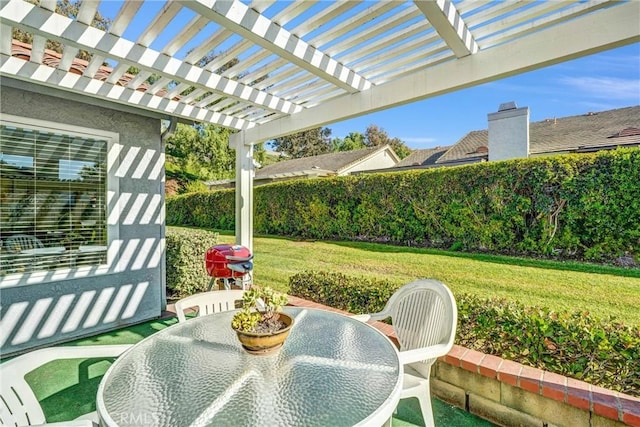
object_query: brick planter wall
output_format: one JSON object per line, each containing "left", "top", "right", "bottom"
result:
{"left": 287, "top": 296, "right": 640, "bottom": 427}
{"left": 434, "top": 345, "right": 639, "bottom": 427}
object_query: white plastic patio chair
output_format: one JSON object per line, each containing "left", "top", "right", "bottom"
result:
{"left": 4, "top": 234, "right": 44, "bottom": 252}
{"left": 353, "top": 279, "right": 457, "bottom": 427}
{"left": 174, "top": 289, "right": 246, "bottom": 322}
{"left": 0, "top": 344, "right": 131, "bottom": 427}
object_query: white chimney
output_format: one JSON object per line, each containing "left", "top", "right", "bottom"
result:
{"left": 488, "top": 102, "right": 529, "bottom": 161}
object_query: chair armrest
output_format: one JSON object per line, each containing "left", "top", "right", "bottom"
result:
{"left": 398, "top": 344, "right": 450, "bottom": 365}
{"left": 350, "top": 310, "right": 389, "bottom": 323}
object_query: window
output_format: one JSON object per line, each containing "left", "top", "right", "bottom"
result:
{"left": 0, "top": 119, "right": 109, "bottom": 276}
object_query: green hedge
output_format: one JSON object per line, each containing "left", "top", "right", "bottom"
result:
{"left": 289, "top": 271, "right": 401, "bottom": 314}
{"left": 166, "top": 226, "right": 221, "bottom": 297}
{"left": 456, "top": 294, "right": 640, "bottom": 396}
{"left": 167, "top": 148, "right": 640, "bottom": 263}
{"left": 167, "top": 190, "right": 236, "bottom": 231}
{"left": 289, "top": 271, "right": 640, "bottom": 397}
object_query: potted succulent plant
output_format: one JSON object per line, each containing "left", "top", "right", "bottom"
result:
{"left": 231, "top": 287, "right": 293, "bottom": 355}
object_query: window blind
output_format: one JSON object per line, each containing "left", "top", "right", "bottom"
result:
{"left": 0, "top": 123, "right": 108, "bottom": 275}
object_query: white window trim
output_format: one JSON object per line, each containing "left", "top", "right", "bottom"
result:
{"left": 0, "top": 114, "right": 120, "bottom": 288}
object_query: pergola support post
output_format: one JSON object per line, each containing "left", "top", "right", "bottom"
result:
{"left": 235, "top": 139, "right": 254, "bottom": 252}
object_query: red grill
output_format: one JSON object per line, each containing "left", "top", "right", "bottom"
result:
{"left": 205, "top": 244, "right": 253, "bottom": 290}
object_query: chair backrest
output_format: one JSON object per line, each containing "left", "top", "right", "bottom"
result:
{"left": 0, "top": 344, "right": 130, "bottom": 426}
{"left": 175, "top": 290, "right": 246, "bottom": 322}
{"left": 383, "top": 279, "right": 457, "bottom": 372}
{"left": 0, "top": 357, "right": 45, "bottom": 426}
{"left": 5, "top": 234, "right": 44, "bottom": 252}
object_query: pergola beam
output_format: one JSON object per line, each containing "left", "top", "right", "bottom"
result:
{"left": 413, "top": 0, "right": 478, "bottom": 57}
{"left": 308, "top": 1, "right": 399, "bottom": 52}
{"left": 325, "top": 7, "right": 422, "bottom": 57}
{"left": 477, "top": 1, "right": 612, "bottom": 49}
{"left": 108, "top": 2, "right": 183, "bottom": 86}
{"left": 0, "top": 54, "right": 253, "bottom": 130}
{"left": 230, "top": 1, "right": 640, "bottom": 147}
{"left": 0, "top": 0, "right": 302, "bottom": 116}
{"left": 28, "top": 0, "right": 55, "bottom": 64}
{"left": 179, "top": 0, "right": 372, "bottom": 93}
{"left": 341, "top": 21, "right": 429, "bottom": 70}
{"left": 0, "top": 24, "right": 11, "bottom": 54}
{"left": 83, "top": 1, "right": 141, "bottom": 79}
{"left": 58, "top": 0, "right": 98, "bottom": 71}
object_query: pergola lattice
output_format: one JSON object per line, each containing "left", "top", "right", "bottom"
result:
{"left": 1, "top": 0, "right": 638, "bottom": 249}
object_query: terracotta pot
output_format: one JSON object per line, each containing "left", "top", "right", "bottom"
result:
{"left": 233, "top": 313, "right": 294, "bottom": 355}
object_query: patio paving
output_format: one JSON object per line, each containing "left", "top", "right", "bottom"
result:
{"left": 21, "top": 313, "right": 494, "bottom": 426}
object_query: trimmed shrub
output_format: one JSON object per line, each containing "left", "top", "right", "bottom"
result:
{"left": 166, "top": 226, "right": 220, "bottom": 297}
{"left": 289, "top": 270, "right": 640, "bottom": 396}
{"left": 167, "top": 149, "right": 640, "bottom": 263}
{"left": 289, "top": 271, "right": 401, "bottom": 314}
{"left": 456, "top": 294, "right": 640, "bottom": 397}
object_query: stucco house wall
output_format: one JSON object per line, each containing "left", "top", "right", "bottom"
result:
{"left": 0, "top": 81, "right": 166, "bottom": 356}
{"left": 341, "top": 148, "right": 399, "bottom": 174}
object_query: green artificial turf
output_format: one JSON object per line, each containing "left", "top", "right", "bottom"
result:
{"left": 23, "top": 317, "right": 493, "bottom": 426}
{"left": 25, "top": 318, "right": 178, "bottom": 422}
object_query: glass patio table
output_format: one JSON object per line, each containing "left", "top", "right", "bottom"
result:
{"left": 96, "top": 307, "right": 403, "bottom": 427}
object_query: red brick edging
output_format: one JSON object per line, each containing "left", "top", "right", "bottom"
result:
{"left": 287, "top": 296, "right": 640, "bottom": 426}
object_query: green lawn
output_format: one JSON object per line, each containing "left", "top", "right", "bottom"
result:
{"left": 211, "top": 231, "right": 640, "bottom": 326}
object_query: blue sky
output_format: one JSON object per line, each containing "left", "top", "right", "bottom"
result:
{"left": 328, "top": 43, "right": 640, "bottom": 149}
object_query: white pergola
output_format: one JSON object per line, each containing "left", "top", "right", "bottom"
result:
{"left": 1, "top": 0, "right": 638, "bottom": 250}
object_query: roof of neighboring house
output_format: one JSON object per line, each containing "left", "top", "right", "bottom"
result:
{"left": 437, "top": 105, "right": 640, "bottom": 164}
{"left": 395, "top": 145, "right": 452, "bottom": 167}
{"left": 436, "top": 130, "right": 489, "bottom": 164}
{"left": 528, "top": 106, "right": 640, "bottom": 154}
{"left": 255, "top": 145, "right": 398, "bottom": 180}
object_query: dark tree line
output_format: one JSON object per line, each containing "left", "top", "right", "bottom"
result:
{"left": 270, "top": 125, "right": 412, "bottom": 159}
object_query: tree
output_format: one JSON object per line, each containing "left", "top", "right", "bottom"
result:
{"left": 125, "top": 66, "right": 161, "bottom": 85}
{"left": 364, "top": 124, "right": 412, "bottom": 159}
{"left": 253, "top": 143, "right": 267, "bottom": 167}
{"left": 332, "top": 132, "right": 365, "bottom": 152}
{"left": 166, "top": 124, "right": 236, "bottom": 180}
{"left": 270, "top": 127, "right": 333, "bottom": 159}
{"left": 12, "top": 0, "right": 111, "bottom": 62}
{"left": 78, "top": 163, "right": 105, "bottom": 184}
